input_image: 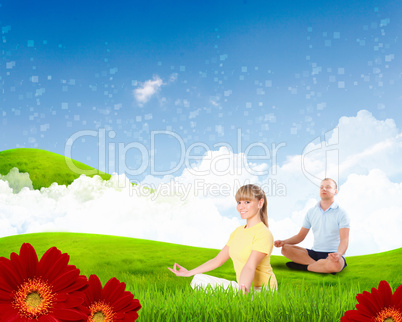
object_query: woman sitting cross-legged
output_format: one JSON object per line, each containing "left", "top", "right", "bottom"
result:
{"left": 168, "top": 184, "right": 277, "bottom": 294}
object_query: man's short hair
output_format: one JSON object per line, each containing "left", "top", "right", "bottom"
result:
{"left": 322, "top": 178, "right": 337, "bottom": 189}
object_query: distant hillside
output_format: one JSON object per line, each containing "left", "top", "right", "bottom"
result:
{"left": 0, "top": 148, "right": 111, "bottom": 189}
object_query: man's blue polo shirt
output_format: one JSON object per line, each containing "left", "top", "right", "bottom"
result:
{"left": 302, "top": 201, "right": 350, "bottom": 252}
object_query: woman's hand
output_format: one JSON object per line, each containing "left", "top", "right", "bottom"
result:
{"left": 240, "top": 284, "right": 247, "bottom": 295}
{"left": 168, "top": 263, "right": 191, "bottom": 277}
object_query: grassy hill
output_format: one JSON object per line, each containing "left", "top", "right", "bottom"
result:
{"left": 0, "top": 233, "right": 401, "bottom": 321}
{"left": 0, "top": 148, "right": 111, "bottom": 189}
{"left": 1, "top": 148, "right": 400, "bottom": 320}
{"left": 0, "top": 232, "right": 400, "bottom": 290}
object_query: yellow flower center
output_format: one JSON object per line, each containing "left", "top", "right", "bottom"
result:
{"left": 26, "top": 291, "right": 42, "bottom": 308}
{"left": 92, "top": 311, "right": 106, "bottom": 322}
{"left": 88, "top": 301, "right": 115, "bottom": 322}
{"left": 375, "top": 306, "right": 402, "bottom": 322}
{"left": 12, "top": 278, "right": 54, "bottom": 318}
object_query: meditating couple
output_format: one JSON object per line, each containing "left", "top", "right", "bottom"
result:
{"left": 168, "top": 179, "right": 350, "bottom": 293}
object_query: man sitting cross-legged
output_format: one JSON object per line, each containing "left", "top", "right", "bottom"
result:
{"left": 274, "top": 178, "right": 350, "bottom": 274}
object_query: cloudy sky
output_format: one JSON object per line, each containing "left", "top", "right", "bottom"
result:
{"left": 1, "top": 1, "right": 401, "bottom": 255}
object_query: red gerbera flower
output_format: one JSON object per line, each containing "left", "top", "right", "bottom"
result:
{"left": 0, "top": 243, "right": 88, "bottom": 321}
{"left": 341, "top": 280, "right": 402, "bottom": 322}
{"left": 82, "top": 274, "right": 141, "bottom": 321}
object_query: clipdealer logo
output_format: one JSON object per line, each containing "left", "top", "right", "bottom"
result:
{"left": 64, "top": 129, "right": 287, "bottom": 178}
{"left": 301, "top": 127, "right": 339, "bottom": 187}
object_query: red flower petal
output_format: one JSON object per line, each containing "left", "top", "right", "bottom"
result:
{"left": 0, "top": 271, "right": 14, "bottom": 293}
{"left": 54, "top": 292, "right": 69, "bottom": 302}
{"left": 377, "top": 280, "right": 392, "bottom": 307}
{"left": 53, "top": 294, "right": 84, "bottom": 309}
{"left": 113, "top": 312, "right": 125, "bottom": 319}
{"left": 37, "top": 247, "right": 60, "bottom": 270}
{"left": 342, "top": 280, "right": 402, "bottom": 322}
{"left": 112, "top": 293, "right": 135, "bottom": 311}
{"left": 0, "top": 308, "right": 22, "bottom": 322}
{"left": 9, "top": 252, "right": 27, "bottom": 282}
{"left": 0, "top": 243, "right": 88, "bottom": 321}
{"left": 0, "top": 260, "right": 22, "bottom": 290}
{"left": 51, "top": 268, "right": 80, "bottom": 292}
{"left": 354, "top": 303, "right": 377, "bottom": 318}
{"left": 392, "top": 283, "right": 402, "bottom": 308}
{"left": 38, "top": 315, "right": 60, "bottom": 322}
{"left": 82, "top": 275, "right": 141, "bottom": 320}
{"left": 84, "top": 275, "right": 102, "bottom": 304}
{"left": 0, "top": 288, "right": 13, "bottom": 301}
{"left": 102, "top": 277, "right": 126, "bottom": 303}
{"left": 124, "top": 311, "right": 140, "bottom": 321}
{"left": 356, "top": 290, "right": 381, "bottom": 315}
{"left": 341, "top": 309, "right": 373, "bottom": 322}
{"left": 19, "top": 243, "right": 39, "bottom": 278}
{"left": 52, "top": 308, "right": 88, "bottom": 320}
{"left": 125, "top": 298, "right": 141, "bottom": 312}
{"left": 58, "top": 275, "right": 88, "bottom": 294}
{"left": 370, "top": 287, "right": 385, "bottom": 314}
{"left": 39, "top": 249, "right": 70, "bottom": 281}
{"left": 0, "top": 302, "right": 13, "bottom": 312}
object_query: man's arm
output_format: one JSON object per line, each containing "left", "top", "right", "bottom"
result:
{"left": 274, "top": 227, "right": 310, "bottom": 247}
{"left": 328, "top": 228, "right": 349, "bottom": 262}
{"left": 337, "top": 228, "right": 349, "bottom": 255}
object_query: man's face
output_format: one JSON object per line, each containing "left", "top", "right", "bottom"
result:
{"left": 320, "top": 180, "right": 337, "bottom": 200}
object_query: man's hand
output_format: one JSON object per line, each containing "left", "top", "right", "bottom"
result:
{"left": 274, "top": 240, "right": 285, "bottom": 247}
{"left": 328, "top": 252, "right": 341, "bottom": 262}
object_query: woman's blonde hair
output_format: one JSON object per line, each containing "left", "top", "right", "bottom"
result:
{"left": 235, "top": 184, "right": 268, "bottom": 227}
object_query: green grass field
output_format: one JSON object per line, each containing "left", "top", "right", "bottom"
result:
{"left": 0, "top": 148, "right": 111, "bottom": 189}
{"left": 0, "top": 233, "right": 401, "bottom": 321}
{"left": 1, "top": 148, "right": 401, "bottom": 320}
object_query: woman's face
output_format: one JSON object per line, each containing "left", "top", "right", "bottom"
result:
{"left": 236, "top": 197, "right": 263, "bottom": 220}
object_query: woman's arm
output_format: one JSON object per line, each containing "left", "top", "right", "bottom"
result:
{"left": 238, "top": 250, "right": 267, "bottom": 293}
{"left": 168, "top": 245, "right": 230, "bottom": 277}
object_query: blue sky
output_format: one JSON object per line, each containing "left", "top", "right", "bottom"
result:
{"left": 1, "top": 0, "right": 401, "bottom": 181}
{"left": 1, "top": 1, "right": 402, "bottom": 255}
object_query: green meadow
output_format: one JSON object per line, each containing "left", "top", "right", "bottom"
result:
{"left": 0, "top": 233, "right": 400, "bottom": 321}
{"left": 0, "top": 148, "right": 111, "bottom": 189}
{"left": 1, "top": 148, "right": 401, "bottom": 320}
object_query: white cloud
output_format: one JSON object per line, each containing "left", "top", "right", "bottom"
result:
{"left": 137, "top": 109, "right": 402, "bottom": 256}
{"left": 141, "top": 146, "right": 265, "bottom": 212}
{"left": 134, "top": 75, "right": 163, "bottom": 106}
{"left": 1, "top": 110, "right": 401, "bottom": 257}
{"left": 264, "top": 109, "right": 402, "bottom": 255}
{"left": 300, "top": 110, "right": 401, "bottom": 184}
{"left": 264, "top": 110, "right": 401, "bottom": 217}
{"left": 337, "top": 169, "right": 402, "bottom": 254}
{"left": 0, "top": 168, "right": 33, "bottom": 193}
{"left": 0, "top": 173, "right": 240, "bottom": 249}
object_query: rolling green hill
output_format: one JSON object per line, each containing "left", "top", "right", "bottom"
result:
{"left": 0, "top": 232, "right": 400, "bottom": 290}
{"left": 1, "top": 233, "right": 400, "bottom": 321}
{"left": 0, "top": 148, "right": 111, "bottom": 189}
{"left": 1, "top": 148, "right": 401, "bottom": 320}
